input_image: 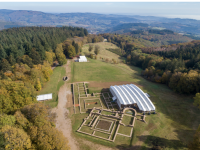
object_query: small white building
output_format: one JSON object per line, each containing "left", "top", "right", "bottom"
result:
{"left": 78, "top": 56, "right": 87, "bottom": 62}
{"left": 37, "top": 93, "right": 52, "bottom": 101}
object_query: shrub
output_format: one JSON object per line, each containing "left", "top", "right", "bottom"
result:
{"left": 90, "top": 54, "right": 94, "bottom": 59}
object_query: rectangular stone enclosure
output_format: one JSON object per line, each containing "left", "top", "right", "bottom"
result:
{"left": 96, "top": 120, "right": 112, "bottom": 131}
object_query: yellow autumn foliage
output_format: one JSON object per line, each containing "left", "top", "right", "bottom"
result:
{"left": 1, "top": 125, "right": 32, "bottom": 150}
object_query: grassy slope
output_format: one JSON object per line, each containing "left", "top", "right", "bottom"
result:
{"left": 70, "top": 42, "right": 200, "bottom": 150}
{"left": 81, "top": 42, "right": 125, "bottom": 62}
{"left": 38, "top": 65, "right": 66, "bottom": 108}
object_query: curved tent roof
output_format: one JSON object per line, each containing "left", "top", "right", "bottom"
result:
{"left": 110, "top": 84, "right": 155, "bottom": 111}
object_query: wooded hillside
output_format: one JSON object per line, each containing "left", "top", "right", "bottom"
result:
{"left": 0, "top": 26, "right": 91, "bottom": 149}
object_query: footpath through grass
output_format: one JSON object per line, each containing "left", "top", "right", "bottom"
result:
{"left": 38, "top": 65, "right": 66, "bottom": 108}
{"left": 70, "top": 48, "right": 200, "bottom": 150}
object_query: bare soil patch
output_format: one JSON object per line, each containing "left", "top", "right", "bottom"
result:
{"left": 96, "top": 120, "right": 112, "bottom": 130}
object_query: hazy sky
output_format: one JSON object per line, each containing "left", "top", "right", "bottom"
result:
{"left": 0, "top": 2, "right": 200, "bottom": 20}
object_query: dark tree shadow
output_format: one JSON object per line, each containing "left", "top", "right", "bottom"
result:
{"left": 116, "top": 145, "right": 147, "bottom": 150}
{"left": 116, "top": 135, "right": 187, "bottom": 150}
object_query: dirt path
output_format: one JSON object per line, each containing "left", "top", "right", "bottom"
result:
{"left": 54, "top": 60, "right": 117, "bottom": 150}
{"left": 54, "top": 60, "right": 79, "bottom": 150}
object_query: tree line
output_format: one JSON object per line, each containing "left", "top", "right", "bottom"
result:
{"left": 62, "top": 34, "right": 104, "bottom": 58}
{"left": 100, "top": 32, "right": 192, "bottom": 51}
{"left": 100, "top": 33, "right": 200, "bottom": 149}
{"left": 143, "top": 40, "right": 200, "bottom": 70}
{"left": 0, "top": 26, "right": 88, "bottom": 72}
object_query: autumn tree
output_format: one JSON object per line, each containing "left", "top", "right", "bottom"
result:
{"left": 19, "top": 103, "right": 70, "bottom": 150}
{"left": 161, "top": 71, "right": 172, "bottom": 85}
{"left": 45, "top": 50, "right": 56, "bottom": 65}
{"left": 36, "top": 124, "right": 70, "bottom": 150}
{"left": 0, "top": 80, "right": 36, "bottom": 114}
{"left": 0, "top": 114, "right": 16, "bottom": 128}
{"left": 88, "top": 44, "right": 93, "bottom": 52}
{"left": 0, "top": 59, "right": 12, "bottom": 72}
{"left": 169, "top": 72, "right": 182, "bottom": 92}
{"left": 94, "top": 45, "right": 100, "bottom": 55}
{"left": 67, "top": 45, "right": 76, "bottom": 58}
{"left": 55, "top": 43, "right": 67, "bottom": 65}
{"left": 41, "top": 61, "right": 53, "bottom": 81}
{"left": 35, "top": 78, "right": 42, "bottom": 91}
{"left": 177, "top": 70, "right": 198, "bottom": 94}
{"left": 0, "top": 125, "right": 32, "bottom": 150}
{"left": 14, "top": 111, "right": 30, "bottom": 130}
{"left": 90, "top": 54, "right": 94, "bottom": 59}
{"left": 20, "top": 55, "right": 33, "bottom": 68}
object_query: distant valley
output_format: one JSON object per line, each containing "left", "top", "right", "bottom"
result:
{"left": 0, "top": 9, "right": 200, "bottom": 38}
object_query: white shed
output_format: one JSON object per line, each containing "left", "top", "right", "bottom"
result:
{"left": 37, "top": 93, "right": 52, "bottom": 101}
{"left": 78, "top": 56, "right": 87, "bottom": 62}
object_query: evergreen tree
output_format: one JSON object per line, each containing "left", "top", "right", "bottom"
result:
{"left": 0, "top": 59, "right": 12, "bottom": 72}
{"left": 30, "top": 48, "right": 42, "bottom": 65}
{"left": 75, "top": 43, "right": 79, "bottom": 54}
{"left": 8, "top": 54, "right": 16, "bottom": 66}
{"left": 0, "top": 45, "right": 7, "bottom": 61}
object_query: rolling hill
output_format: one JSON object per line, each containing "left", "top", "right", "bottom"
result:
{"left": 1, "top": 9, "right": 200, "bottom": 36}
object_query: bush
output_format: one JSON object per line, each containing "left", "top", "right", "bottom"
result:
{"left": 94, "top": 45, "right": 100, "bottom": 55}
{"left": 90, "top": 54, "right": 94, "bottom": 59}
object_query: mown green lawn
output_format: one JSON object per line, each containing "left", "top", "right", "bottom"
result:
{"left": 72, "top": 58, "right": 141, "bottom": 83}
{"left": 38, "top": 65, "right": 66, "bottom": 108}
{"left": 69, "top": 45, "right": 200, "bottom": 150}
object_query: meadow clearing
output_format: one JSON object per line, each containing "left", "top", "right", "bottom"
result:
{"left": 69, "top": 42, "right": 200, "bottom": 150}
{"left": 39, "top": 42, "right": 200, "bottom": 149}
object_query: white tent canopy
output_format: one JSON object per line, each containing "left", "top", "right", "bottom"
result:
{"left": 110, "top": 84, "right": 155, "bottom": 111}
{"left": 79, "top": 56, "right": 87, "bottom": 62}
{"left": 37, "top": 93, "right": 52, "bottom": 101}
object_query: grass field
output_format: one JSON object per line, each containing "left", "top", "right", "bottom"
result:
{"left": 72, "top": 58, "right": 140, "bottom": 82}
{"left": 81, "top": 42, "right": 125, "bottom": 63}
{"left": 69, "top": 43, "right": 200, "bottom": 149}
{"left": 38, "top": 65, "right": 66, "bottom": 108}
{"left": 122, "top": 115, "right": 133, "bottom": 125}
{"left": 95, "top": 131, "right": 110, "bottom": 139}
{"left": 118, "top": 125, "right": 132, "bottom": 136}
